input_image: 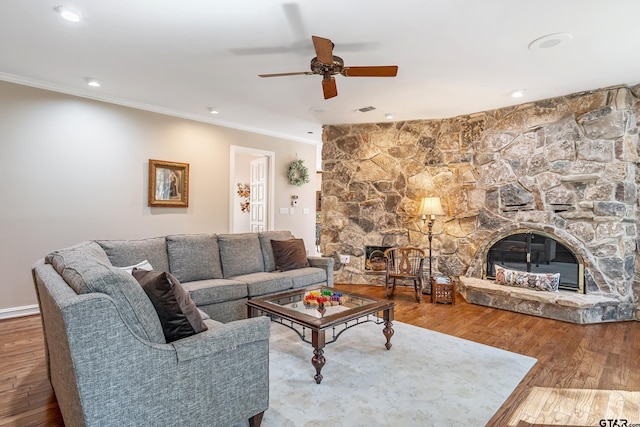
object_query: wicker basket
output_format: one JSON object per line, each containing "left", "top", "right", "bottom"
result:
{"left": 367, "top": 250, "right": 387, "bottom": 271}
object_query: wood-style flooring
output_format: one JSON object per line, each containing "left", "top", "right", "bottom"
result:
{"left": 1, "top": 284, "right": 638, "bottom": 426}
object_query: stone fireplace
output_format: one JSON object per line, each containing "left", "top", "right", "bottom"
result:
{"left": 320, "top": 84, "right": 640, "bottom": 323}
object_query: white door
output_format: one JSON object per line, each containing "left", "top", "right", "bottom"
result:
{"left": 250, "top": 156, "right": 268, "bottom": 232}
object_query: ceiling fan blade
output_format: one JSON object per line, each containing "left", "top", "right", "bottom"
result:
{"left": 322, "top": 77, "right": 338, "bottom": 99}
{"left": 259, "top": 71, "right": 313, "bottom": 78}
{"left": 341, "top": 66, "right": 398, "bottom": 77}
{"left": 312, "top": 35, "right": 334, "bottom": 64}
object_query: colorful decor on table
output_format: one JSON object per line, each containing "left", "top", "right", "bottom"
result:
{"left": 287, "top": 159, "right": 310, "bottom": 186}
{"left": 303, "top": 290, "right": 344, "bottom": 307}
{"left": 236, "top": 183, "right": 250, "bottom": 213}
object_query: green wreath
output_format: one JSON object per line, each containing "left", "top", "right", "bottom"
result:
{"left": 287, "top": 159, "right": 310, "bottom": 186}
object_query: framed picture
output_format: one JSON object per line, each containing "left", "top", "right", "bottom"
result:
{"left": 148, "top": 159, "right": 189, "bottom": 207}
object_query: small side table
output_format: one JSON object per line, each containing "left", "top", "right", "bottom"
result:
{"left": 431, "top": 276, "right": 456, "bottom": 305}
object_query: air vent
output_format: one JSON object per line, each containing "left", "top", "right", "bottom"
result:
{"left": 356, "top": 106, "right": 376, "bottom": 113}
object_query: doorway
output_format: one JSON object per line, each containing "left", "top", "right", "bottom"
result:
{"left": 229, "top": 146, "right": 275, "bottom": 233}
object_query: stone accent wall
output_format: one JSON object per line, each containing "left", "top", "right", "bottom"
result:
{"left": 321, "top": 84, "right": 640, "bottom": 320}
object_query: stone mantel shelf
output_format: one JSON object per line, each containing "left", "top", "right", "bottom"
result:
{"left": 458, "top": 277, "right": 634, "bottom": 324}
{"left": 381, "top": 228, "right": 410, "bottom": 235}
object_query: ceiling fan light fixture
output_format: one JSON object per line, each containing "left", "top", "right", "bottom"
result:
{"left": 208, "top": 107, "right": 219, "bottom": 114}
{"left": 258, "top": 36, "right": 398, "bottom": 100}
{"left": 510, "top": 89, "right": 525, "bottom": 98}
{"left": 54, "top": 5, "right": 82, "bottom": 22}
{"left": 385, "top": 113, "right": 394, "bottom": 120}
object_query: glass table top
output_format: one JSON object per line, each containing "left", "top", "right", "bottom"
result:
{"left": 249, "top": 286, "right": 389, "bottom": 326}
{"left": 266, "top": 288, "right": 374, "bottom": 317}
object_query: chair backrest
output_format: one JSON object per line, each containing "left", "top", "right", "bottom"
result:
{"left": 383, "top": 247, "right": 427, "bottom": 277}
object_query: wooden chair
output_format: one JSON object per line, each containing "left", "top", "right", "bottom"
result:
{"left": 383, "top": 247, "right": 427, "bottom": 302}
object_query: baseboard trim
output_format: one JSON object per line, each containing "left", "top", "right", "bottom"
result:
{"left": 0, "top": 304, "right": 39, "bottom": 320}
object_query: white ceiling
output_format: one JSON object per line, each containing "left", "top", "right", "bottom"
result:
{"left": 2, "top": 1, "right": 640, "bottom": 145}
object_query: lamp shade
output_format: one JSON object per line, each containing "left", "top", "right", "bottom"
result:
{"left": 418, "top": 197, "right": 444, "bottom": 217}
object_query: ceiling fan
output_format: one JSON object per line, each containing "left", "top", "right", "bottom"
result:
{"left": 259, "top": 35, "right": 398, "bottom": 100}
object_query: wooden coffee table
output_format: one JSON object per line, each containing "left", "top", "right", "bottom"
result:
{"left": 247, "top": 286, "right": 395, "bottom": 384}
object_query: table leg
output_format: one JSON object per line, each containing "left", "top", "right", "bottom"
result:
{"left": 383, "top": 307, "right": 394, "bottom": 350}
{"left": 311, "top": 329, "right": 326, "bottom": 384}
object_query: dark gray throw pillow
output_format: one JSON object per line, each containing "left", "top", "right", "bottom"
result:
{"left": 270, "top": 239, "right": 310, "bottom": 271}
{"left": 132, "top": 269, "right": 208, "bottom": 343}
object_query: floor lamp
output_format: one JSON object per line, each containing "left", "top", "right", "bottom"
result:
{"left": 418, "top": 197, "right": 444, "bottom": 293}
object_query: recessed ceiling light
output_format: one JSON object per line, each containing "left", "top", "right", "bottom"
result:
{"left": 54, "top": 5, "right": 82, "bottom": 22}
{"left": 208, "top": 107, "right": 219, "bottom": 114}
{"left": 510, "top": 89, "right": 525, "bottom": 98}
{"left": 85, "top": 78, "right": 100, "bottom": 87}
{"left": 384, "top": 113, "right": 394, "bottom": 120}
{"left": 528, "top": 33, "right": 573, "bottom": 50}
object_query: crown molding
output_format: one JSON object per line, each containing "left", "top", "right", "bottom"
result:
{"left": 0, "top": 72, "right": 318, "bottom": 145}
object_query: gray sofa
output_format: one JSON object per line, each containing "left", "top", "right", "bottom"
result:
{"left": 32, "top": 230, "right": 334, "bottom": 427}
{"left": 94, "top": 230, "right": 334, "bottom": 323}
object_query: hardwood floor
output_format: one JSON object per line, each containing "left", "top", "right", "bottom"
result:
{"left": 1, "top": 284, "right": 638, "bottom": 426}
{"left": 0, "top": 315, "right": 63, "bottom": 427}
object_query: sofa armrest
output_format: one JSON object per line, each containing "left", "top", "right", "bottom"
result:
{"left": 307, "top": 256, "right": 334, "bottom": 287}
{"left": 307, "top": 256, "right": 333, "bottom": 268}
{"left": 172, "top": 316, "right": 270, "bottom": 363}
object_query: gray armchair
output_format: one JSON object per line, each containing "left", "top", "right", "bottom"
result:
{"left": 32, "top": 258, "right": 270, "bottom": 427}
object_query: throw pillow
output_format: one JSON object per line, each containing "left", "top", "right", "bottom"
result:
{"left": 259, "top": 230, "right": 294, "bottom": 271}
{"left": 270, "top": 239, "right": 310, "bottom": 271}
{"left": 118, "top": 259, "right": 153, "bottom": 275}
{"left": 494, "top": 265, "right": 560, "bottom": 292}
{"left": 132, "top": 269, "right": 208, "bottom": 342}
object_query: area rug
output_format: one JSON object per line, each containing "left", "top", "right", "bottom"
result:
{"left": 253, "top": 320, "right": 537, "bottom": 427}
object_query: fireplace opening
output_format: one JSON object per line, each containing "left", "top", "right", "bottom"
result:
{"left": 365, "top": 246, "right": 392, "bottom": 271}
{"left": 484, "top": 231, "right": 584, "bottom": 293}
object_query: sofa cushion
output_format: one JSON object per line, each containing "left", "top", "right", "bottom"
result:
{"left": 281, "top": 267, "right": 327, "bottom": 289}
{"left": 166, "top": 234, "right": 223, "bottom": 282}
{"left": 48, "top": 249, "right": 166, "bottom": 343}
{"left": 47, "top": 248, "right": 110, "bottom": 295}
{"left": 218, "top": 233, "right": 264, "bottom": 278}
{"left": 97, "top": 237, "right": 170, "bottom": 273}
{"left": 232, "top": 272, "right": 293, "bottom": 297}
{"left": 258, "top": 230, "right": 294, "bottom": 272}
{"left": 132, "top": 269, "right": 208, "bottom": 343}
{"left": 494, "top": 265, "right": 560, "bottom": 292}
{"left": 270, "top": 238, "right": 310, "bottom": 271}
{"left": 181, "top": 278, "right": 248, "bottom": 306}
{"left": 45, "top": 241, "right": 112, "bottom": 267}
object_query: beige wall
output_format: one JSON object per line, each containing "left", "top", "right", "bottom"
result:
{"left": 0, "top": 81, "right": 318, "bottom": 312}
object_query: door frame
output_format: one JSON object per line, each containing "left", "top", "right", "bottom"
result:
{"left": 229, "top": 145, "right": 275, "bottom": 232}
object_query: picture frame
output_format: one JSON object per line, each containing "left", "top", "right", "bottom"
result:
{"left": 148, "top": 159, "right": 189, "bottom": 207}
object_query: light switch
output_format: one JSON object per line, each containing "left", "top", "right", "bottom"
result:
{"left": 303, "top": 208, "right": 310, "bottom": 214}
{"left": 279, "top": 208, "right": 289, "bottom": 215}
